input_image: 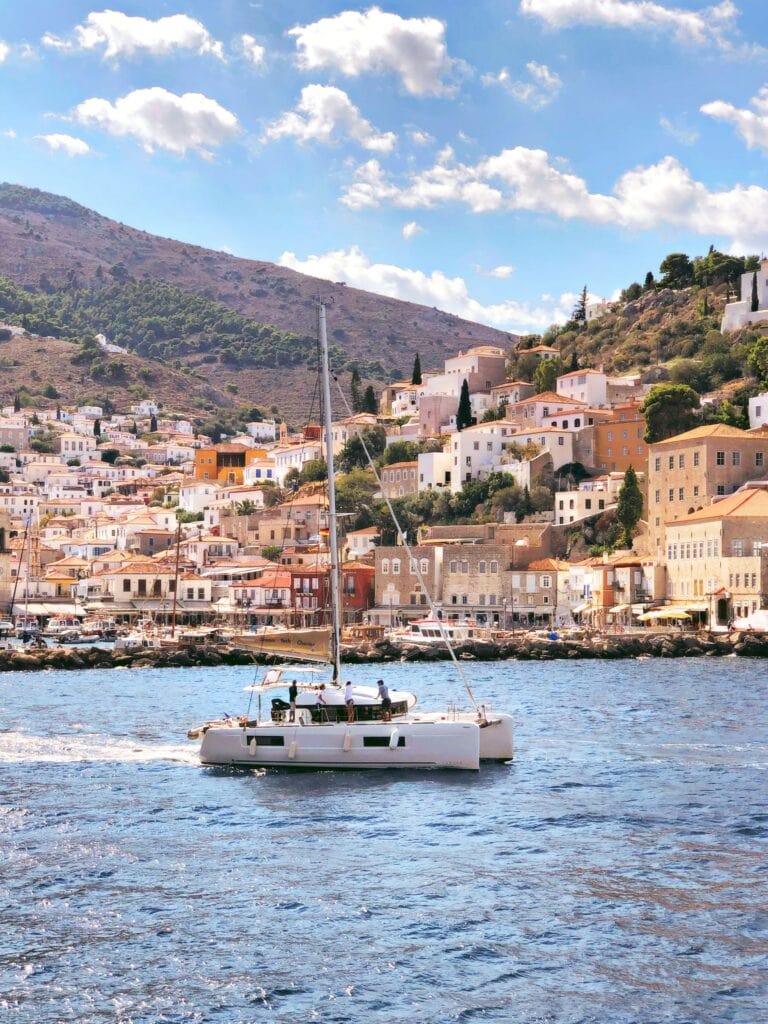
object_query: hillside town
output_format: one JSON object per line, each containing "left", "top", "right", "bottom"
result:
{"left": 2, "top": 329, "right": 768, "bottom": 644}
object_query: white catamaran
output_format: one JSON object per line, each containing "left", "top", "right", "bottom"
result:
{"left": 187, "top": 304, "right": 514, "bottom": 770}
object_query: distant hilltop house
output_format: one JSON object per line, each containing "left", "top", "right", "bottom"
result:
{"left": 721, "top": 257, "right": 768, "bottom": 332}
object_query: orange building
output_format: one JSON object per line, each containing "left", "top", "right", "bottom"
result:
{"left": 194, "top": 443, "right": 265, "bottom": 484}
{"left": 592, "top": 402, "right": 648, "bottom": 474}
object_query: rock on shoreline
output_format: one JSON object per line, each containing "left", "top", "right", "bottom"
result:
{"left": 1, "top": 631, "right": 768, "bottom": 672}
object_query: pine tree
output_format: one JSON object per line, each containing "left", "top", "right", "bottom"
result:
{"left": 362, "top": 385, "right": 378, "bottom": 414}
{"left": 751, "top": 271, "right": 759, "bottom": 313}
{"left": 456, "top": 379, "right": 473, "bottom": 430}
{"left": 350, "top": 368, "right": 362, "bottom": 412}
{"left": 616, "top": 465, "right": 643, "bottom": 548}
{"left": 411, "top": 353, "right": 422, "bottom": 385}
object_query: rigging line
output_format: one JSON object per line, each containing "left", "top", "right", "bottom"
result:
{"left": 331, "top": 374, "right": 481, "bottom": 713}
{"left": 245, "top": 319, "right": 325, "bottom": 716}
{"left": 8, "top": 513, "right": 31, "bottom": 619}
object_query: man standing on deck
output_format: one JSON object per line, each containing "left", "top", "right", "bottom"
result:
{"left": 344, "top": 680, "right": 355, "bottom": 723}
{"left": 289, "top": 679, "right": 298, "bottom": 722}
{"left": 377, "top": 679, "right": 392, "bottom": 722}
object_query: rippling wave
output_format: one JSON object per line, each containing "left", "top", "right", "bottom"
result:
{"left": 1, "top": 660, "right": 766, "bottom": 1023}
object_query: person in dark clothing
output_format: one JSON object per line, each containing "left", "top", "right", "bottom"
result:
{"left": 377, "top": 679, "right": 392, "bottom": 722}
{"left": 289, "top": 679, "right": 298, "bottom": 722}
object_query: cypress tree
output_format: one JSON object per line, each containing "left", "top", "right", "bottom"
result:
{"left": 150, "top": 413, "right": 158, "bottom": 432}
{"left": 411, "top": 353, "right": 422, "bottom": 385}
{"left": 616, "top": 465, "right": 643, "bottom": 548}
{"left": 13, "top": 393, "right": 20, "bottom": 413}
{"left": 569, "top": 350, "right": 579, "bottom": 372}
{"left": 93, "top": 418, "right": 101, "bottom": 437}
{"left": 751, "top": 271, "right": 759, "bottom": 313}
{"left": 362, "top": 385, "right": 378, "bottom": 414}
{"left": 572, "top": 285, "right": 588, "bottom": 324}
{"left": 350, "top": 368, "right": 362, "bottom": 412}
{"left": 456, "top": 379, "right": 473, "bottom": 431}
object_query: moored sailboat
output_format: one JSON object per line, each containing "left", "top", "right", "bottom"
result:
{"left": 187, "top": 304, "right": 513, "bottom": 770}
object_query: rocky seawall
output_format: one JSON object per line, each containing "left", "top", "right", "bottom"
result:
{"left": 1, "top": 631, "right": 768, "bottom": 672}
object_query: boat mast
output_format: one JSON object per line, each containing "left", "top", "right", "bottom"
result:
{"left": 318, "top": 302, "right": 342, "bottom": 684}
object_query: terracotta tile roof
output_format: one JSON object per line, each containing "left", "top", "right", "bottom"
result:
{"left": 666, "top": 487, "right": 768, "bottom": 524}
{"left": 652, "top": 424, "right": 749, "bottom": 446}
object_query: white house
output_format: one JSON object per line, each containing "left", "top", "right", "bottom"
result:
{"left": 721, "top": 258, "right": 768, "bottom": 332}
{"left": 556, "top": 369, "right": 609, "bottom": 407}
{"left": 748, "top": 391, "right": 768, "bottom": 430}
{"left": 417, "top": 450, "right": 453, "bottom": 492}
{"left": 246, "top": 419, "right": 278, "bottom": 442}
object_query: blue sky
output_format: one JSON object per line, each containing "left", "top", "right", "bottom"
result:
{"left": 1, "top": 1, "right": 767, "bottom": 333}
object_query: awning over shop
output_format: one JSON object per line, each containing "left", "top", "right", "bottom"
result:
{"left": 639, "top": 609, "right": 691, "bottom": 621}
{"left": 572, "top": 602, "right": 590, "bottom": 614}
{"left": 608, "top": 604, "right": 630, "bottom": 614}
{"left": 11, "top": 602, "right": 86, "bottom": 617}
{"left": 683, "top": 603, "right": 708, "bottom": 613}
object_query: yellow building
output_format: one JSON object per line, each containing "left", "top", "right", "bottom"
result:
{"left": 194, "top": 443, "right": 266, "bottom": 484}
{"left": 665, "top": 487, "right": 768, "bottom": 626}
{"left": 648, "top": 424, "right": 768, "bottom": 557}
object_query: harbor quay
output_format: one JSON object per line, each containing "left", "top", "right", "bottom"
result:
{"left": 2, "top": 628, "right": 768, "bottom": 672}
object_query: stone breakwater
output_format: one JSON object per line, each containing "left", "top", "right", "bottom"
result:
{"left": 1, "top": 631, "right": 768, "bottom": 672}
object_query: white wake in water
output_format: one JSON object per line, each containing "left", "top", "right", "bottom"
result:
{"left": 0, "top": 730, "right": 198, "bottom": 766}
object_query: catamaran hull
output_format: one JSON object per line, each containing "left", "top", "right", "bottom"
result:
{"left": 200, "top": 720, "right": 481, "bottom": 771}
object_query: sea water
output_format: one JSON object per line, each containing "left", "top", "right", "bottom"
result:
{"left": 1, "top": 659, "right": 766, "bottom": 1023}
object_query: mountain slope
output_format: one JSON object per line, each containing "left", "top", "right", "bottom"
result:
{"left": 0, "top": 183, "right": 516, "bottom": 413}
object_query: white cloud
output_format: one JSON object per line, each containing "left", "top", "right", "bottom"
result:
{"left": 0, "top": 41, "right": 10, "bottom": 62}
{"left": 520, "top": 0, "right": 741, "bottom": 51}
{"left": 475, "top": 264, "right": 516, "bottom": 279}
{"left": 72, "top": 87, "right": 240, "bottom": 158}
{"left": 262, "top": 85, "right": 396, "bottom": 152}
{"left": 279, "top": 244, "right": 573, "bottom": 331}
{"left": 659, "top": 116, "right": 699, "bottom": 145}
{"left": 340, "top": 144, "right": 768, "bottom": 249}
{"left": 402, "top": 221, "right": 424, "bottom": 239}
{"left": 2, "top": 129, "right": 17, "bottom": 139}
{"left": 408, "top": 128, "right": 434, "bottom": 146}
{"left": 42, "top": 10, "right": 224, "bottom": 61}
{"left": 483, "top": 61, "right": 562, "bottom": 109}
{"left": 240, "top": 34, "right": 265, "bottom": 66}
{"left": 19, "top": 43, "right": 37, "bottom": 60}
{"left": 289, "top": 7, "right": 455, "bottom": 96}
{"left": 701, "top": 87, "right": 768, "bottom": 152}
{"left": 35, "top": 132, "right": 92, "bottom": 156}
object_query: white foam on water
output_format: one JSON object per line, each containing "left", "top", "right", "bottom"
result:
{"left": 0, "top": 730, "right": 198, "bottom": 766}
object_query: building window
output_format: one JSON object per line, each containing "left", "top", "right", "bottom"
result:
{"left": 654, "top": 457, "right": 661, "bottom": 471}
{"left": 461, "top": 560, "right": 469, "bottom": 573}
{"left": 490, "top": 560, "right": 498, "bottom": 573}
{"left": 693, "top": 451, "right": 700, "bottom": 467}
{"left": 655, "top": 490, "right": 661, "bottom": 503}
{"left": 382, "top": 559, "right": 389, "bottom": 574}
{"left": 678, "top": 488, "right": 684, "bottom": 501}
{"left": 668, "top": 456, "right": 674, "bottom": 469}
{"left": 716, "top": 451, "right": 725, "bottom": 465}
{"left": 732, "top": 451, "right": 741, "bottom": 466}
{"left": 732, "top": 540, "right": 744, "bottom": 556}
{"left": 478, "top": 560, "right": 486, "bottom": 574}
{"left": 716, "top": 484, "right": 725, "bottom": 495}
{"left": 392, "top": 559, "right": 400, "bottom": 574}
{"left": 693, "top": 485, "right": 699, "bottom": 497}
{"left": 461, "top": 595, "right": 468, "bottom": 605}
{"left": 450, "top": 560, "right": 457, "bottom": 574}
{"left": 668, "top": 488, "right": 674, "bottom": 501}
{"left": 541, "top": 575, "right": 551, "bottom": 588}
{"left": 757, "top": 452, "right": 765, "bottom": 467}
